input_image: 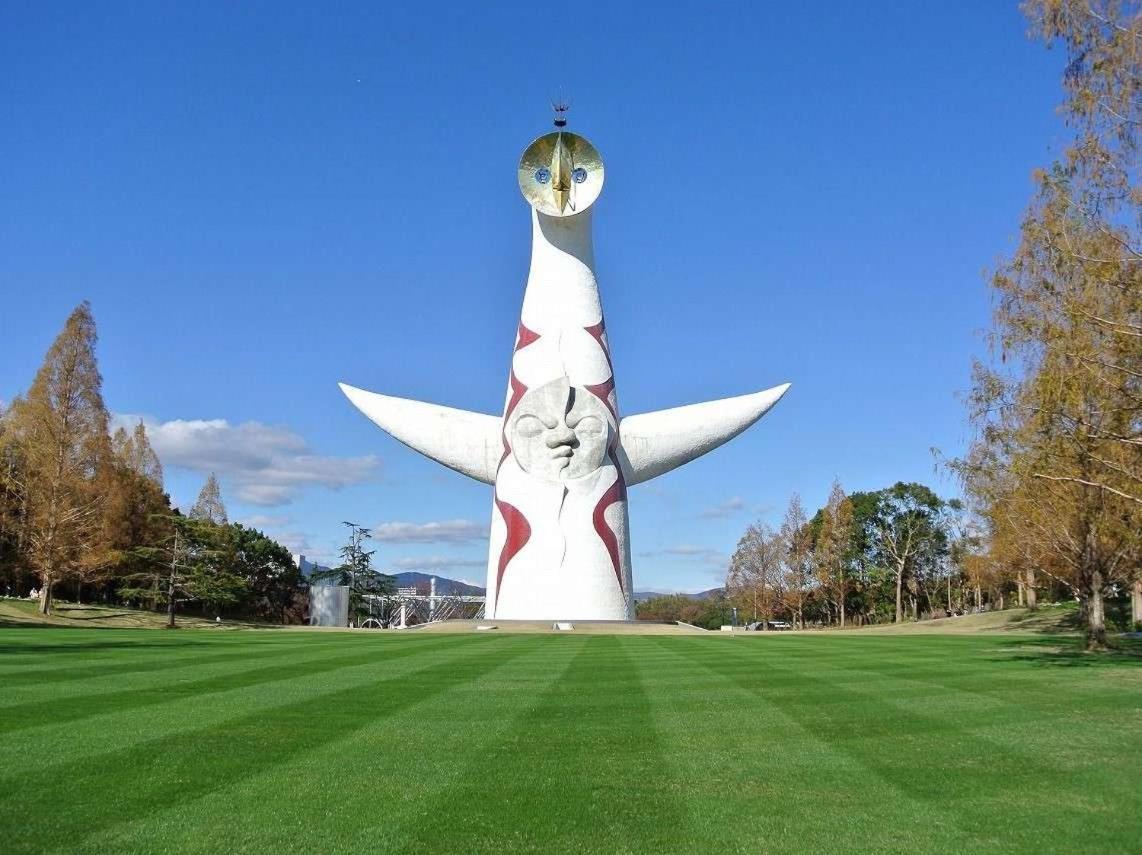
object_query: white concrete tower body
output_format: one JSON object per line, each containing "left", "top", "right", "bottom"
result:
{"left": 340, "top": 115, "right": 790, "bottom": 621}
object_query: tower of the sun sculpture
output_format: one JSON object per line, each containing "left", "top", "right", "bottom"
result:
{"left": 340, "top": 111, "right": 789, "bottom": 621}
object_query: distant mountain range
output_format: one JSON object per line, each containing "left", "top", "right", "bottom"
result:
{"left": 633, "top": 588, "right": 723, "bottom": 603}
{"left": 295, "top": 557, "right": 481, "bottom": 595}
{"left": 380, "top": 581, "right": 724, "bottom": 601}
{"left": 297, "top": 555, "right": 720, "bottom": 602}
{"left": 389, "top": 572, "right": 484, "bottom": 596}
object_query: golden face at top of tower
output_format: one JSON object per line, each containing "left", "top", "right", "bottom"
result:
{"left": 518, "top": 131, "right": 604, "bottom": 217}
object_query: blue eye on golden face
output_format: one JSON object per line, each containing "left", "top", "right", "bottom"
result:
{"left": 535, "top": 167, "right": 551, "bottom": 184}
{"left": 572, "top": 167, "right": 587, "bottom": 183}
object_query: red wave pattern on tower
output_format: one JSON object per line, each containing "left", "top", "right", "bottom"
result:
{"left": 515, "top": 321, "right": 541, "bottom": 351}
{"left": 583, "top": 320, "right": 618, "bottom": 420}
{"left": 494, "top": 321, "right": 541, "bottom": 605}
{"left": 583, "top": 320, "right": 613, "bottom": 373}
{"left": 500, "top": 322, "right": 541, "bottom": 463}
{"left": 493, "top": 496, "right": 531, "bottom": 607}
{"left": 585, "top": 377, "right": 617, "bottom": 421}
{"left": 585, "top": 319, "right": 624, "bottom": 590}
{"left": 591, "top": 472, "right": 627, "bottom": 592}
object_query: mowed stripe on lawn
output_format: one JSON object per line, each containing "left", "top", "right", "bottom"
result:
{"left": 80, "top": 635, "right": 589, "bottom": 853}
{"left": 633, "top": 635, "right": 981, "bottom": 852}
{"left": 658, "top": 635, "right": 1142, "bottom": 850}
{"left": 0, "top": 634, "right": 525, "bottom": 853}
{"left": 0, "top": 632, "right": 352, "bottom": 688}
{"left": 0, "top": 634, "right": 466, "bottom": 731}
{"left": 0, "top": 629, "right": 1138, "bottom": 854}
{"left": 375, "top": 635, "right": 690, "bottom": 853}
{"left": 0, "top": 633, "right": 474, "bottom": 774}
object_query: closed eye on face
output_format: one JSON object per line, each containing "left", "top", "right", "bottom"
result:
{"left": 516, "top": 415, "right": 559, "bottom": 438}
{"left": 568, "top": 415, "right": 604, "bottom": 436}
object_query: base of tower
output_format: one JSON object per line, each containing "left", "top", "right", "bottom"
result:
{"left": 414, "top": 619, "right": 712, "bottom": 635}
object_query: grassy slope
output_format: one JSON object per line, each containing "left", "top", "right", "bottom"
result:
{"left": 0, "top": 599, "right": 271, "bottom": 630}
{"left": 0, "top": 629, "right": 1138, "bottom": 853}
{"left": 829, "top": 604, "right": 1084, "bottom": 635}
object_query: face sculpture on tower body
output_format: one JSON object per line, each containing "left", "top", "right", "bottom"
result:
{"left": 492, "top": 350, "right": 630, "bottom": 620}
{"left": 510, "top": 379, "right": 610, "bottom": 483}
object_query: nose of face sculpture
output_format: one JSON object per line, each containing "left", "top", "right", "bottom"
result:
{"left": 549, "top": 134, "right": 574, "bottom": 214}
{"left": 544, "top": 420, "right": 577, "bottom": 451}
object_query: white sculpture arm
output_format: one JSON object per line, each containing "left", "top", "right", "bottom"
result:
{"left": 338, "top": 383, "right": 502, "bottom": 485}
{"left": 617, "top": 383, "right": 790, "bottom": 486}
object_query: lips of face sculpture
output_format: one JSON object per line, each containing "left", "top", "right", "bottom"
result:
{"left": 509, "top": 378, "right": 611, "bottom": 482}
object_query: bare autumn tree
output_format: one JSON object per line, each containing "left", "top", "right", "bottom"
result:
{"left": 944, "top": 505, "right": 986, "bottom": 613}
{"left": 956, "top": 1, "right": 1141, "bottom": 649}
{"left": 112, "top": 420, "right": 163, "bottom": 487}
{"left": 190, "top": 473, "right": 228, "bottom": 526}
{"left": 102, "top": 422, "right": 172, "bottom": 603}
{"left": 778, "top": 493, "right": 812, "bottom": 629}
{"left": 815, "top": 480, "right": 854, "bottom": 627}
{"left": 726, "top": 522, "right": 783, "bottom": 627}
{"left": 0, "top": 419, "right": 25, "bottom": 596}
{"left": 4, "top": 303, "right": 112, "bottom": 614}
{"left": 0, "top": 405, "right": 29, "bottom": 593}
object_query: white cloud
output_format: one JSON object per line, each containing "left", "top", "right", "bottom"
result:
{"left": 272, "top": 531, "right": 315, "bottom": 555}
{"left": 637, "top": 544, "right": 729, "bottom": 567}
{"left": 235, "top": 516, "right": 321, "bottom": 560}
{"left": 241, "top": 514, "right": 293, "bottom": 529}
{"left": 699, "top": 496, "right": 747, "bottom": 519}
{"left": 114, "top": 414, "right": 379, "bottom": 506}
{"left": 389, "top": 556, "right": 486, "bottom": 570}
{"left": 372, "top": 520, "right": 487, "bottom": 544}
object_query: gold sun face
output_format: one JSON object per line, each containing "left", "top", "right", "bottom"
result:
{"left": 518, "top": 131, "right": 604, "bottom": 217}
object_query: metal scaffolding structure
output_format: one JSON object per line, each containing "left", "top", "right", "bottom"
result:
{"left": 359, "top": 577, "right": 485, "bottom": 628}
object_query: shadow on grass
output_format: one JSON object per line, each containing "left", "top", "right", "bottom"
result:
{"left": 1008, "top": 608, "right": 1085, "bottom": 634}
{"left": 0, "top": 618, "right": 52, "bottom": 629}
{"left": 0, "top": 614, "right": 285, "bottom": 633}
{"left": 986, "top": 634, "right": 1142, "bottom": 667}
{"left": 57, "top": 603, "right": 292, "bottom": 629}
{"left": 0, "top": 636, "right": 227, "bottom": 652}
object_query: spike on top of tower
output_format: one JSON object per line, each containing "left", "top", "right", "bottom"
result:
{"left": 552, "top": 100, "right": 569, "bottom": 128}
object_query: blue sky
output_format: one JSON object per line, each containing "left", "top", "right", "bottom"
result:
{"left": 1, "top": 3, "right": 1067, "bottom": 591}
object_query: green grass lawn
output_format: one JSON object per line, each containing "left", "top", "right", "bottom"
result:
{"left": 1, "top": 628, "right": 1139, "bottom": 853}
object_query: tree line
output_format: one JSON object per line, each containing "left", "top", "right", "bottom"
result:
{"left": 642, "top": 472, "right": 1138, "bottom": 635}
{"left": 714, "top": 482, "right": 966, "bottom": 629}
{"left": 0, "top": 303, "right": 306, "bottom": 624}
{"left": 716, "top": 479, "right": 1114, "bottom": 631}
{"left": 951, "top": 0, "right": 1140, "bottom": 649}
{"left": 666, "top": 2, "right": 1141, "bottom": 645}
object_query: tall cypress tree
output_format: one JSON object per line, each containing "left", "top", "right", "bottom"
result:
{"left": 190, "top": 473, "right": 228, "bottom": 525}
{"left": 6, "top": 302, "right": 111, "bottom": 613}
{"left": 104, "top": 422, "right": 172, "bottom": 602}
{"left": 111, "top": 420, "right": 163, "bottom": 487}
